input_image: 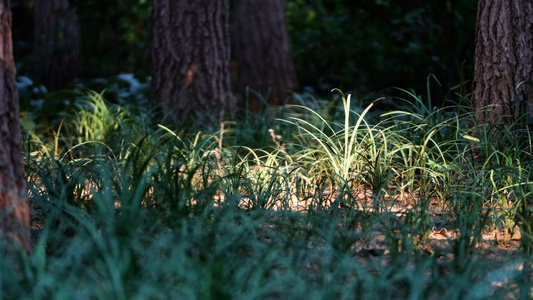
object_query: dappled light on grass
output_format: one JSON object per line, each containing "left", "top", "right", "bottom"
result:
{"left": 14, "top": 88, "right": 533, "bottom": 298}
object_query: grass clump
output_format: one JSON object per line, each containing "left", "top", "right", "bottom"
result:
{"left": 6, "top": 82, "right": 533, "bottom": 299}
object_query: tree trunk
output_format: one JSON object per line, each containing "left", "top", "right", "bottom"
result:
{"left": 472, "top": 1, "right": 533, "bottom": 125}
{"left": 235, "top": 0, "right": 297, "bottom": 112}
{"left": 0, "top": 0, "right": 31, "bottom": 251}
{"left": 151, "top": 0, "right": 235, "bottom": 122}
{"left": 34, "top": 0, "right": 82, "bottom": 92}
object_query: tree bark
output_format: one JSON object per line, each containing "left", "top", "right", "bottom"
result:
{"left": 472, "top": 1, "right": 533, "bottom": 125}
{"left": 34, "top": 0, "right": 82, "bottom": 92}
{"left": 0, "top": 0, "right": 31, "bottom": 251}
{"left": 235, "top": 0, "right": 297, "bottom": 112}
{"left": 151, "top": 0, "right": 235, "bottom": 122}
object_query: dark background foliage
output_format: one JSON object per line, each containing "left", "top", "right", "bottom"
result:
{"left": 287, "top": 0, "right": 476, "bottom": 97}
{"left": 12, "top": 0, "right": 476, "bottom": 100}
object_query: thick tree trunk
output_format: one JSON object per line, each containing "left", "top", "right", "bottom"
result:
{"left": 0, "top": 0, "right": 31, "bottom": 251}
{"left": 472, "top": 1, "right": 533, "bottom": 125}
{"left": 235, "top": 0, "right": 297, "bottom": 111}
{"left": 151, "top": 0, "right": 235, "bottom": 122}
{"left": 34, "top": 0, "right": 82, "bottom": 92}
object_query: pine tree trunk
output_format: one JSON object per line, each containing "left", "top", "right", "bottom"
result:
{"left": 472, "top": 1, "right": 533, "bottom": 125}
{"left": 235, "top": 0, "right": 297, "bottom": 111}
{"left": 34, "top": 0, "right": 82, "bottom": 92}
{"left": 0, "top": 0, "right": 31, "bottom": 251}
{"left": 151, "top": 0, "right": 235, "bottom": 122}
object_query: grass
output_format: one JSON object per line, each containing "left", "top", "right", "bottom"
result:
{"left": 5, "top": 80, "right": 533, "bottom": 299}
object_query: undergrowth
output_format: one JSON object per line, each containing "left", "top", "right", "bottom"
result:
{"left": 3, "top": 80, "right": 533, "bottom": 299}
